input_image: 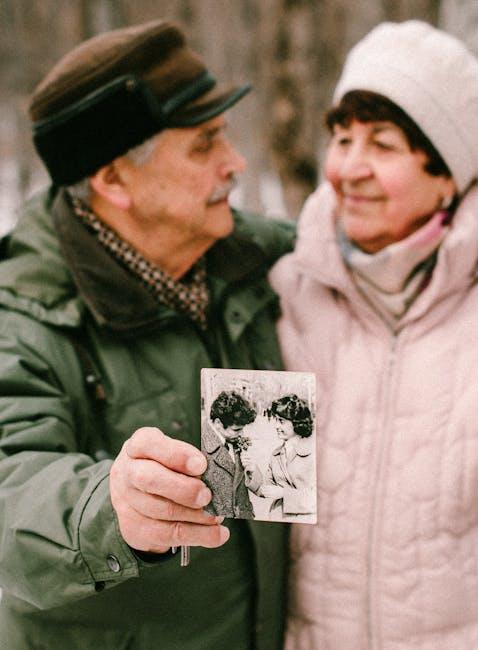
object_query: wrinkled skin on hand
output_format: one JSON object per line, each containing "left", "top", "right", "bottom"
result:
{"left": 110, "top": 426, "right": 229, "bottom": 554}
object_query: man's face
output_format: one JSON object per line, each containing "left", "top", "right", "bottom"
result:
{"left": 214, "top": 420, "right": 244, "bottom": 442}
{"left": 117, "top": 114, "right": 246, "bottom": 245}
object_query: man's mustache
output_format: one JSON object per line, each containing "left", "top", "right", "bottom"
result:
{"left": 207, "top": 176, "right": 238, "bottom": 205}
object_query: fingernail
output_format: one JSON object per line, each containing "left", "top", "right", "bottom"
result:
{"left": 215, "top": 516, "right": 225, "bottom": 524}
{"left": 197, "top": 487, "right": 211, "bottom": 507}
{"left": 219, "top": 526, "right": 230, "bottom": 543}
{"left": 187, "top": 455, "right": 206, "bottom": 475}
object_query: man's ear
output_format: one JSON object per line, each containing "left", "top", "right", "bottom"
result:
{"left": 89, "top": 161, "right": 131, "bottom": 211}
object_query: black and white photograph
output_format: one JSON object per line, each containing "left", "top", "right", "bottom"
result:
{"left": 201, "top": 367, "right": 317, "bottom": 524}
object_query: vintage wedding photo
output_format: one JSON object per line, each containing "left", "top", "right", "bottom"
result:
{"left": 201, "top": 367, "right": 317, "bottom": 524}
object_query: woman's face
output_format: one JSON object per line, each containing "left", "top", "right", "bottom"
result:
{"left": 324, "top": 119, "right": 456, "bottom": 253}
{"left": 274, "top": 416, "right": 296, "bottom": 441}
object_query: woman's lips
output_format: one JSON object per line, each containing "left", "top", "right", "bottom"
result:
{"left": 343, "top": 193, "right": 383, "bottom": 203}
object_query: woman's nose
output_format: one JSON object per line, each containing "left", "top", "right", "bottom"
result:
{"left": 340, "top": 146, "right": 373, "bottom": 181}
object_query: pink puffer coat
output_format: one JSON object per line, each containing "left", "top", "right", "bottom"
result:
{"left": 271, "top": 181, "right": 478, "bottom": 650}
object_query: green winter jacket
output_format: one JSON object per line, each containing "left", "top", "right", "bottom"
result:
{"left": 0, "top": 188, "right": 295, "bottom": 650}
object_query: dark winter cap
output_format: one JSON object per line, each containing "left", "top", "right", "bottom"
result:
{"left": 29, "top": 19, "right": 251, "bottom": 185}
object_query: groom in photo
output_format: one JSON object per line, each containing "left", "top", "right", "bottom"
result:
{"left": 203, "top": 391, "right": 257, "bottom": 519}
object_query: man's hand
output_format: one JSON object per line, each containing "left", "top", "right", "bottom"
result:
{"left": 110, "top": 426, "right": 229, "bottom": 554}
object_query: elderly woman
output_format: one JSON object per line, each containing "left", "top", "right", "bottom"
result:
{"left": 271, "top": 21, "right": 478, "bottom": 650}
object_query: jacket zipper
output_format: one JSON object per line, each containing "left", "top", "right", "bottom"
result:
{"left": 366, "top": 333, "right": 399, "bottom": 649}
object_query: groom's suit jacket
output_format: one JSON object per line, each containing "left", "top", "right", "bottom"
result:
{"left": 202, "top": 428, "right": 255, "bottom": 519}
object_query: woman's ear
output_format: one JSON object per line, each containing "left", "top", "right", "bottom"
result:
{"left": 89, "top": 161, "right": 131, "bottom": 212}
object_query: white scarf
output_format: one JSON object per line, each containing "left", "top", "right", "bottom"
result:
{"left": 338, "top": 210, "right": 450, "bottom": 329}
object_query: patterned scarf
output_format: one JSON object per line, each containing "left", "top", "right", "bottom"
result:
{"left": 69, "top": 195, "right": 209, "bottom": 329}
{"left": 338, "top": 210, "right": 450, "bottom": 329}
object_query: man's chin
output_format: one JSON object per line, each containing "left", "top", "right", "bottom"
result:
{"left": 209, "top": 202, "right": 235, "bottom": 238}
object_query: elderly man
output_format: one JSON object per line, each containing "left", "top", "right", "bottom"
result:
{"left": 0, "top": 20, "right": 293, "bottom": 650}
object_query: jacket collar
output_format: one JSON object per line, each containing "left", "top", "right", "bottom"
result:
{"left": 202, "top": 427, "right": 226, "bottom": 454}
{"left": 52, "top": 189, "right": 273, "bottom": 336}
{"left": 202, "top": 427, "right": 237, "bottom": 475}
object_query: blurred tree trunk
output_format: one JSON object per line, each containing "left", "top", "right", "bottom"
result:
{"left": 257, "top": 0, "right": 322, "bottom": 219}
{"left": 80, "top": 0, "right": 126, "bottom": 36}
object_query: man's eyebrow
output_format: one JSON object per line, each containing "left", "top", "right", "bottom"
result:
{"left": 202, "top": 127, "right": 220, "bottom": 139}
{"left": 197, "top": 121, "right": 227, "bottom": 140}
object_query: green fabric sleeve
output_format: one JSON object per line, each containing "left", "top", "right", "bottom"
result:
{"left": 0, "top": 314, "right": 139, "bottom": 610}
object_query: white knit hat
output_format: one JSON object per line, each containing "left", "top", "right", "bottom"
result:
{"left": 333, "top": 20, "right": 478, "bottom": 193}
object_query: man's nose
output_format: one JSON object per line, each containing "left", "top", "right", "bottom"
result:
{"left": 220, "top": 141, "right": 247, "bottom": 178}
